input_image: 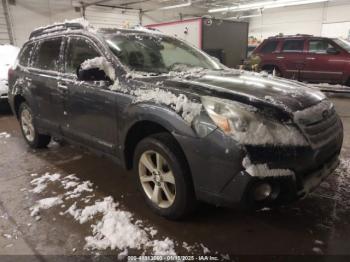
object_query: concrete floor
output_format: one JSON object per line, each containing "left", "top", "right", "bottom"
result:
{"left": 0, "top": 98, "right": 350, "bottom": 261}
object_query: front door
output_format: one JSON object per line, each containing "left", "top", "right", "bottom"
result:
{"left": 60, "top": 36, "right": 117, "bottom": 154}
{"left": 302, "top": 39, "right": 345, "bottom": 83}
{"left": 279, "top": 39, "right": 306, "bottom": 80}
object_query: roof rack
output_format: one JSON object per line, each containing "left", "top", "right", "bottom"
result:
{"left": 29, "top": 22, "right": 84, "bottom": 39}
{"left": 268, "top": 34, "right": 313, "bottom": 38}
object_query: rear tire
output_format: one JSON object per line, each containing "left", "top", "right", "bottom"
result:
{"left": 134, "top": 133, "right": 196, "bottom": 220}
{"left": 19, "top": 102, "right": 51, "bottom": 148}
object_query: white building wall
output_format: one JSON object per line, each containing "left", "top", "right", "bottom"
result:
{"left": 85, "top": 5, "right": 140, "bottom": 29}
{"left": 9, "top": 0, "right": 79, "bottom": 46}
{"left": 249, "top": 0, "right": 350, "bottom": 41}
{"left": 8, "top": 1, "right": 142, "bottom": 47}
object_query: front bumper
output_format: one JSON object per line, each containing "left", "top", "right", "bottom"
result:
{"left": 174, "top": 117, "right": 342, "bottom": 208}
{"left": 220, "top": 153, "right": 339, "bottom": 208}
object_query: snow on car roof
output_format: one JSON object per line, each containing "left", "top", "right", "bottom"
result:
{"left": 30, "top": 18, "right": 166, "bottom": 40}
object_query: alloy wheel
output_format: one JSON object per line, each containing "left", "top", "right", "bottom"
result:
{"left": 138, "top": 150, "right": 176, "bottom": 208}
{"left": 20, "top": 107, "right": 35, "bottom": 142}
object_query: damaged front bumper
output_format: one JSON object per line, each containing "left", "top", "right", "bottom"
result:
{"left": 175, "top": 126, "right": 342, "bottom": 208}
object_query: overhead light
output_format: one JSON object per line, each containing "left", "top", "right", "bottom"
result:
{"left": 228, "top": 14, "right": 262, "bottom": 19}
{"left": 208, "top": 0, "right": 328, "bottom": 13}
{"left": 159, "top": 0, "right": 191, "bottom": 10}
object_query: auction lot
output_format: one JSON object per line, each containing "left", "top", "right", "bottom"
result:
{"left": 0, "top": 96, "right": 350, "bottom": 259}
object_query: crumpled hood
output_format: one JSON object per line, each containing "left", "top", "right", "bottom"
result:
{"left": 143, "top": 70, "right": 326, "bottom": 115}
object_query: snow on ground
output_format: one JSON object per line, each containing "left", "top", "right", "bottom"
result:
{"left": 27, "top": 172, "right": 216, "bottom": 257}
{"left": 0, "top": 132, "right": 11, "bottom": 139}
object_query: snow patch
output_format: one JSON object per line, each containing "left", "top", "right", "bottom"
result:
{"left": 133, "top": 88, "right": 202, "bottom": 123}
{"left": 242, "top": 156, "right": 294, "bottom": 177}
{"left": 151, "top": 238, "right": 176, "bottom": 256}
{"left": 30, "top": 173, "right": 61, "bottom": 193}
{"left": 0, "top": 132, "right": 11, "bottom": 139}
{"left": 30, "top": 196, "right": 63, "bottom": 217}
{"left": 28, "top": 173, "right": 188, "bottom": 255}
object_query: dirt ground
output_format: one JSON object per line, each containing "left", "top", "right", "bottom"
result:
{"left": 0, "top": 97, "right": 350, "bottom": 262}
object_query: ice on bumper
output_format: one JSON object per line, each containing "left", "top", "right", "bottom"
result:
{"left": 242, "top": 156, "right": 295, "bottom": 177}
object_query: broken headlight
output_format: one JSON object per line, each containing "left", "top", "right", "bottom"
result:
{"left": 200, "top": 96, "right": 308, "bottom": 146}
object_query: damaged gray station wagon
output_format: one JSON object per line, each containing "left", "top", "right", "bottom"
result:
{"left": 8, "top": 20, "right": 343, "bottom": 219}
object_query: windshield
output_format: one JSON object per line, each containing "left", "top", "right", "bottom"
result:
{"left": 104, "top": 33, "right": 223, "bottom": 74}
{"left": 333, "top": 38, "right": 350, "bottom": 53}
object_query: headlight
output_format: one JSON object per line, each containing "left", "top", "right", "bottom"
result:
{"left": 201, "top": 96, "right": 308, "bottom": 146}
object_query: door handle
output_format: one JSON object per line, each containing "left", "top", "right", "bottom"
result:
{"left": 306, "top": 57, "right": 316, "bottom": 60}
{"left": 58, "top": 83, "right": 68, "bottom": 90}
{"left": 276, "top": 56, "right": 285, "bottom": 59}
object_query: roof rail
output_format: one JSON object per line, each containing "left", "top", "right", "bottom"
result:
{"left": 29, "top": 22, "right": 84, "bottom": 39}
{"left": 268, "top": 34, "right": 313, "bottom": 38}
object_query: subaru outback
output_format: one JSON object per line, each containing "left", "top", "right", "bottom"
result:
{"left": 8, "top": 21, "right": 343, "bottom": 219}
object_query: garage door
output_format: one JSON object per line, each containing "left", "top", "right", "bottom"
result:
{"left": 0, "top": 1, "right": 11, "bottom": 44}
{"left": 85, "top": 6, "right": 140, "bottom": 29}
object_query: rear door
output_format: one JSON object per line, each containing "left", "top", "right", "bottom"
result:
{"left": 279, "top": 39, "right": 306, "bottom": 80}
{"left": 302, "top": 38, "right": 345, "bottom": 83}
{"left": 60, "top": 35, "right": 117, "bottom": 154}
{"left": 29, "top": 37, "right": 65, "bottom": 132}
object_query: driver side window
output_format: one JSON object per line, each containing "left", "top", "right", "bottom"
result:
{"left": 65, "top": 37, "right": 100, "bottom": 75}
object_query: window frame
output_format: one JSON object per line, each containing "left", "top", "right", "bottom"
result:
{"left": 63, "top": 34, "right": 104, "bottom": 78}
{"left": 31, "top": 36, "right": 64, "bottom": 73}
{"left": 281, "top": 39, "right": 305, "bottom": 53}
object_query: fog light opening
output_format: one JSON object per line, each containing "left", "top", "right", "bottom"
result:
{"left": 254, "top": 183, "right": 273, "bottom": 201}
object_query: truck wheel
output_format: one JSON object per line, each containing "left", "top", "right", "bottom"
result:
{"left": 134, "top": 133, "right": 196, "bottom": 220}
{"left": 19, "top": 102, "right": 51, "bottom": 148}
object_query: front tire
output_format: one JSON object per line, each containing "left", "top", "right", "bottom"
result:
{"left": 134, "top": 133, "right": 196, "bottom": 220}
{"left": 19, "top": 102, "right": 51, "bottom": 148}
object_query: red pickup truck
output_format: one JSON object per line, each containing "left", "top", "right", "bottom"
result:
{"left": 250, "top": 35, "right": 350, "bottom": 86}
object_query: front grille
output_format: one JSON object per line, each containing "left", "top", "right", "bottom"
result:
{"left": 294, "top": 100, "right": 343, "bottom": 148}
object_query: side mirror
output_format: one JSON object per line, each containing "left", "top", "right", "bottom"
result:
{"left": 77, "top": 67, "right": 112, "bottom": 82}
{"left": 326, "top": 47, "right": 339, "bottom": 55}
{"left": 77, "top": 57, "right": 115, "bottom": 84}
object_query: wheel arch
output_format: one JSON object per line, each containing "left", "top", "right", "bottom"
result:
{"left": 14, "top": 94, "right": 26, "bottom": 119}
{"left": 121, "top": 102, "right": 197, "bottom": 171}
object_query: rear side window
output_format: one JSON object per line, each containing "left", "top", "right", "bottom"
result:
{"left": 34, "top": 38, "right": 62, "bottom": 71}
{"left": 65, "top": 37, "right": 100, "bottom": 75}
{"left": 260, "top": 40, "right": 278, "bottom": 53}
{"left": 19, "top": 43, "right": 35, "bottom": 67}
{"left": 309, "top": 40, "right": 336, "bottom": 54}
{"left": 282, "top": 40, "right": 304, "bottom": 52}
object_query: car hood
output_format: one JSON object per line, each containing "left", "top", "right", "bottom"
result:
{"left": 138, "top": 70, "right": 326, "bottom": 115}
